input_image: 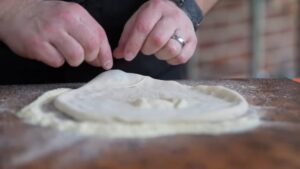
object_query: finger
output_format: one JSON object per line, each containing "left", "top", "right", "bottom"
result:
{"left": 83, "top": 27, "right": 113, "bottom": 70}
{"left": 86, "top": 40, "right": 112, "bottom": 69}
{"left": 67, "top": 13, "right": 102, "bottom": 62}
{"left": 80, "top": 13, "right": 113, "bottom": 69}
{"left": 29, "top": 42, "right": 65, "bottom": 68}
{"left": 167, "top": 37, "right": 197, "bottom": 65}
{"left": 50, "top": 31, "right": 84, "bottom": 67}
{"left": 141, "top": 17, "right": 177, "bottom": 56}
{"left": 155, "top": 36, "right": 182, "bottom": 61}
{"left": 115, "top": 3, "right": 162, "bottom": 61}
{"left": 97, "top": 37, "right": 113, "bottom": 70}
{"left": 86, "top": 56, "right": 101, "bottom": 67}
{"left": 113, "top": 13, "right": 137, "bottom": 59}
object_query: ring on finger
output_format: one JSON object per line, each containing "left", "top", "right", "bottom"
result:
{"left": 170, "top": 34, "right": 186, "bottom": 48}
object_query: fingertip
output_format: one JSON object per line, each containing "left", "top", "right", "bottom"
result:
{"left": 36, "top": 43, "right": 66, "bottom": 68}
{"left": 68, "top": 53, "right": 85, "bottom": 67}
{"left": 50, "top": 57, "right": 65, "bottom": 68}
{"left": 85, "top": 52, "right": 98, "bottom": 62}
{"left": 113, "top": 47, "right": 124, "bottom": 59}
{"left": 167, "top": 58, "right": 180, "bottom": 65}
{"left": 123, "top": 49, "right": 136, "bottom": 61}
{"left": 114, "top": 46, "right": 136, "bottom": 61}
{"left": 125, "top": 55, "right": 136, "bottom": 62}
{"left": 103, "top": 60, "right": 113, "bottom": 70}
{"left": 98, "top": 47, "right": 113, "bottom": 70}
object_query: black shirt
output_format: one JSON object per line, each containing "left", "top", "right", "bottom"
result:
{"left": 0, "top": 0, "right": 186, "bottom": 84}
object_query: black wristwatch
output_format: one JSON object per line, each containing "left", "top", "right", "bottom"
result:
{"left": 170, "top": 0, "right": 204, "bottom": 30}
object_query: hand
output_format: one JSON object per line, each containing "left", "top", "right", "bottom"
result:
{"left": 0, "top": 0, "right": 113, "bottom": 69}
{"left": 114, "top": 0, "right": 198, "bottom": 65}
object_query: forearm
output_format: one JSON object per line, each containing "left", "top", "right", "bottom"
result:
{"left": 195, "top": 0, "right": 219, "bottom": 15}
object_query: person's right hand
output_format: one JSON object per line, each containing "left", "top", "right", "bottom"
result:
{"left": 0, "top": 0, "right": 113, "bottom": 69}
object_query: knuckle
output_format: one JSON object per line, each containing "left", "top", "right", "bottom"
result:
{"left": 190, "top": 40, "right": 198, "bottom": 52}
{"left": 58, "top": 11, "right": 76, "bottom": 24}
{"left": 151, "top": 35, "right": 164, "bottom": 47}
{"left": 55, "top": 4, "right": 82, "bottom": 24}
{"left": 191, "top": 36, "right": 198, "bottom": 45}
{"left": 167, "top": 44, "right": 180, "bottom": 56}
{"left": 66, "top": 2, "right": 84, "bottom": 11}
{"left": 172, "top": 9, "right": 182, "bottom": 18}
{"left": 135, "top": 21, "right": 151, "bottom": 34}
{"left": 43, "top": 22, "right": 59, "bottom": 35}
{"left": 24, "top": 38, "right": 44, "bottom": 58}
{"left": 51, "top": 58, "right": 65, "bottom": 68}
{"left": 86, "top": 36, "right": 100, "bottom": 52}
{"left": 176, "top": 55, "right": 189, "bottom": 64}
{"left": 27, "top": 36, "right": 42, "bottom": 48}
{"left": 96, "top": 25, "right": 103, "bottom": 33}
{"left": 85, "top": 40, "right": 100, "bottom": 61}
{"left": 151, "top": 0, "right": 163, "bottom": 8}
{"left": 97, "top": 27, "right": 107, "bottom": 40}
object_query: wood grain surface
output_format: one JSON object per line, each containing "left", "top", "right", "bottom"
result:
{"left": 0, "top": 80, "right": 300, "bottom": 169}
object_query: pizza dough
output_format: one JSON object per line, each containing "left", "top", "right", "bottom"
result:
{"left": 17, "top": 70, "right": 260, "bottom": 138}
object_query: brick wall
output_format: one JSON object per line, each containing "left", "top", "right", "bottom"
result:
{"left": 189, "top": 0, "right": 299, "bottom": 79}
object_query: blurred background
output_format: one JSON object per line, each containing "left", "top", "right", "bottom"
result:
{"left": 188, "top": 0, "right": 299, "bottom": 79}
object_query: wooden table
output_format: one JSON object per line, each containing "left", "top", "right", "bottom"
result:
{"left": 1, "top": 80, "right": 300, "bottom": 169}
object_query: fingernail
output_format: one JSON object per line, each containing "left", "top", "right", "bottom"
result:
{"left": 113, "top": 48, "right": 123, "bottom": 59}
{"left": 103, "top": 61, "right": 113, "bottom": 70}
{"left": 124, "top": 51, "right": 136, "bottom": 61}
{"left": 125, "top": 55, "right": 135, "bottom": 61}
{"left": 123, "top": 47, "right": 135, "bottom": 61}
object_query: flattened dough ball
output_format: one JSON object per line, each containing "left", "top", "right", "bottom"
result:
{"left": 18, "top": 70, "right": 260, "bottom": 138}
{"left": 54, "top": 70, "right": 249, "bottom": 123}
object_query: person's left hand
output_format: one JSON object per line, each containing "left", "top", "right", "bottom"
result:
{"left": 113, "top": 0, "right": 198, "bottom": 65}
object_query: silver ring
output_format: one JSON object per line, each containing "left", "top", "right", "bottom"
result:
{"left": 171, "top": 34, "right": 186, "bottom": 47}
